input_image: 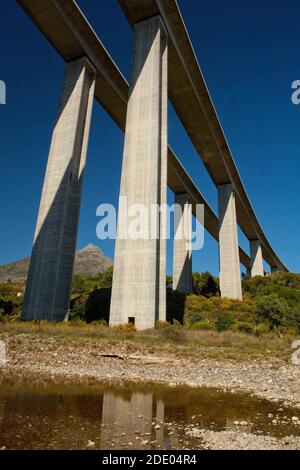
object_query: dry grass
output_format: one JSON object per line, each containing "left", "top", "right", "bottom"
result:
{"left": 0, "top": 321, "right": 294, "bottom": 362}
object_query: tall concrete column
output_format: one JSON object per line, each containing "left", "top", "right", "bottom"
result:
{"left": 173, "top": 193, "right": 193, "bottom": 293}
{"left": 271, "top": 266, "right": 280, "bottom": 273}
{"left": 250, "top": 239, "right": 264, "bottom": 277}
{"left": 109, "top": 16, "right": 168, "bottom": 330}
{"left": 218, "top": 183, "right": 242, "bottom": 300}
{"left": 22, "top": 57, "right": 96, "bottom": 321}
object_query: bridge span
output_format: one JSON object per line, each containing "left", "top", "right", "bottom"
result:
{"left": 17, "top": 0, "right": 287, "bottom": 328}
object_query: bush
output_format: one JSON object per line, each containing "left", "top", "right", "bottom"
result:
{"left": 288, "top": 307, "right": 300, "bottom": 333}
{"left": 161, "top": 325, "right": 186, "bottom": 341}
{"left": 215, "top": 312, "right": 235, "bottom": 332}
{"left": 90, "top": 319, "right": 108, "bottom": 326}
{"left": 253, "top": 323, "right": 270, "bottom": 336}
{"left": 69, "top": 288, "right": 111, "bottom": 323}
{"left": 193, "top": 272, "right": 219, "bottom": 297}
{"left": 2, "top": 269, "right": 299, "bottom": 339}
{"left": 189, "top": 320, "right": 214, "bottom": 330}
{"left": 72, "top": 275, "right": 88, "bottom": 294}
{"left": 186, "top": 311, "right": 204, "bottom": 326}
{"left": 255, "top": 294, "right": 289, "bottom": 331}
{"left": 231, "top": 321, "right": 254, "bottom": 334}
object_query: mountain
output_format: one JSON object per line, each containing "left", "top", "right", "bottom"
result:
{"left": 0, "top": 244, "right": 113, "bottom": 283}
{"left": 74, "top": 244, "right": 113, "bottom": 278}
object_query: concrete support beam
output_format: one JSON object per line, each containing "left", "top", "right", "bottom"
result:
{"left": 250, "top": 239, "right": 264, "bottom": 277}
{"left": 173, "top": 193, "right": 193, "bottom": 293}
{"left": 109, "top": 16, "right": 168, "bottom": 330}
{"left": 218, "top": 183, "right": 242, "bottom": 300}
{"left": 271, "top": 266, "right": 280, "bottom": 273}
{"left": 22, "top": 58, "right": 96, "bottom": 321}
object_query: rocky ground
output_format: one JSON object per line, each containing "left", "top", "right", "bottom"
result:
{"left": 186, "top": 428, "right": 300, "bottom": 450}
{"left": 1, "top": 331, "right": 299, "bottom": 406}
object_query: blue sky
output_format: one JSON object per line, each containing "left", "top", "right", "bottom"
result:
{"left": 0, "top": 0, "right": 299, "bottom": 275}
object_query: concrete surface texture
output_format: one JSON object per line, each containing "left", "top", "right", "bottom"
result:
{"left": 173, "top": 193, "right": 193, "bottom": 293}
{"left": 218, "top": 184, "right": 243, "bottom": 300}
{"left": 250, "top": 240, "right": 264, "bottom": 277}
{"left": 109, "top": 16, "right": 168, "bottom": 329}
{"left": 22, "top": 57, "right": 96, "bottom": 321}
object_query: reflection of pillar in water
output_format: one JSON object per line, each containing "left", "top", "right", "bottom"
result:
{"left": 0, "top": 402, "right": 5, "bottom": 433}
{"left": 155, "top": 400, "right": 165, "bottom": 448}
{"left": 101, "top": 392, "right": 153, "bottom": 449}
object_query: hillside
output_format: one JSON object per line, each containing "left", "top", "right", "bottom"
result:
{"left": 0, "top": 244, "right": 113, "bottom": 283}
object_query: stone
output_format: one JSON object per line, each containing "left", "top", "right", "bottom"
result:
{"left": 86, "top": 440, "right": 96, "bottom": 448}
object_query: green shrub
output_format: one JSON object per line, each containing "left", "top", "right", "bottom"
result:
{"left": 186, "top": 311, "right": 205, "bottom": 326}
{"left": 192, "top": 272, "right": 219, "bottom": 297}
{"left": 189, "top": 320, "right": 214, "bottom": 330}
{"left": 288, "top": 307, "right": 300, "bottom": 332}
{"left": 253, "top": 323, "right": 270, "bottom": 336}
{"left": 172, "top": 318, "right": 183, "bottom": 328}
{"left": 255, "top": 294, "right": 289, "bottom": 331}
{"left": 90, "top": 319, "right": 108, "bottom": 326}
{"left": 215, "top": 312, "right": 235, "bottom": 332}
{"left": 72, "top": 275, "right": 88, "bottom": 294}
{"left": 231, "top": 321, "right": 254, "bottom": 334}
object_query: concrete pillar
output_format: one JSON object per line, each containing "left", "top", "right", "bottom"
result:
{"left": 250, "top": 239, "right": 264, "bottom": 277}
{"left": 271, "top": 266, "right": 280, "bottom": 273}
{"left": 173, "top": 193, "right": 193, "bottom": 293}
{"left": 218, "top": 183, "right": 242, "bottom": 300}
{"left": 109, "top": 16, "right": 168, "bottom": 330}
{"left": 22, "top": 58, "right": 96, "bottom": 321}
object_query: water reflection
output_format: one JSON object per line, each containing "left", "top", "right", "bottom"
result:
{"left": 0, "top": 374, "right": 299, "bottom": 450}
{"left": 0, "top": 401, "right": 4, "bottom": 431}
{"left": 101, "top": 392, "right": 154, "bottom": 448}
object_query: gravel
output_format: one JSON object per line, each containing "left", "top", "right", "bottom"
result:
{"left": 1, "top": 333, "right": 299, "bottom": 407}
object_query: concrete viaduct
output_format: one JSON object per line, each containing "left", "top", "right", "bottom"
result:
{"left": 17, "top": 0, "right": 288, "bottom": 330}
